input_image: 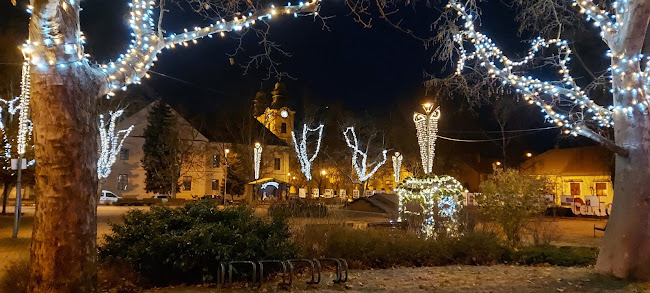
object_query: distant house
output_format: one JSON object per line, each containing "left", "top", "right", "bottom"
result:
{"left": 519, "top": 146, "right": 614, "bottom": 210}
{"left": 103, "top": 99, "right": 293, "bottom": 200}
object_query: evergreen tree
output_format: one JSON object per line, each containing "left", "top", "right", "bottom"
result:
{"left": 142, "top": 102, "right": 180, "bottom": 195}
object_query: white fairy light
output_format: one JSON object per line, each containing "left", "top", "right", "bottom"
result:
{"left": 18, "top": 0, "right": 320, "bottom": 97}
{"left": 413, "top": 104, "right": 440, "bottom": 174}
{"left": 392, "top": 151, "right": 403, "bottom": 183}
{"left": 17, "top": 62, "right": 31, "bottom": 156}
{"left": 291, "top": 124, "right": 324, "bottom": 181}
{"left": 97, "top": 110, "right": 134, "bottom": 180}
{"left": 343, "top": 126, "right": 388, "bottom": 183}
{"left": 396, "top": 175, "right": 464, "bottom": 238}
{"left": 448, "top": 0, "right": 649, "bottom": 137}
{"left": 253, "top": 142, "right": 262, "bottom": 180}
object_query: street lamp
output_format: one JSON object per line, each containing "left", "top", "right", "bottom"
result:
{"left": 224, "top": 148, "right": 230, "bottom": 205}
{"left": 526, "top": 152, "right": 533, "bottom": 158}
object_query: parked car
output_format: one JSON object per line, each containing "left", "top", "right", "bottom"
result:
{"left": 99, "top": 190, "right": 121, "bottom": 205}
{"left": 152, "top": 194, "right": 171, "bottom": 203}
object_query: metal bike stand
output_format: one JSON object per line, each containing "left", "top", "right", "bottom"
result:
{"left": 286, "top": 259, "right": 319, "bottom": 284}
{"left": 227, "top": 261, "right": 257, "bottom": 287}
{"left": 258, "top": 260, "right": 289, "bottom": 286}
{"left": 317, "top": 258, "right": 347, "bottom": 283}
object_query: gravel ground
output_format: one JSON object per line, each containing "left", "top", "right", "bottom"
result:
{"left": 147, "top": 265, "right": 650, "bottom": 293}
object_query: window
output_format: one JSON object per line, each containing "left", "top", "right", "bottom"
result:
{"left": 274, "top": 158, "right": 281, "bottom": 170}
{"left": 212, "top": 179, "right": 219, "bottom": 191}
{"left": 281, "top": 123, "right": 287, "bottom": 134}
{"left": 212, "top": 154, "right": 220, "bottom": 168}
{"left": 117, "top": 174, "right": 128, "bottom": 191}
{"left": 595, "top": 182, "right": 607, "bottom": 196}
{"left": 570, "top": 182, "right": 581, "bottom": 196}
{"left": 183, "top": 176, "right": 192, "bottom": 191}
{"left": 119, "top": 149, "right": 129, "bottom": 160}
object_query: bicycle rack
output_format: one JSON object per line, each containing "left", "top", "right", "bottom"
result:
{"left": 316, "top": 258, "right": 348, "bottom": 283}
{"left": 286, "top": 259, "right": 320, "bottom": 284}
{"left": 216, "top": 262, "right": 226, "bottom": 286}
{"left": 227, "top": 261, "right": 257, "bottom": 287}
{"left": 258, "top": 260, "right": 289, "bottom": 286}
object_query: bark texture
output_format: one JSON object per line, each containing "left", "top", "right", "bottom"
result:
{"left": 594, "top": 0, "right": 650, "bottom": 280}
{"left": 27, "top": 0, "right": 103, "bottom": 291}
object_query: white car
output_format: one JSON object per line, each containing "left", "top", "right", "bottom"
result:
{"left": 152, "top": 194, "right": 171, "bottom": 203}
{"left": 99, "top": 190, "right": 121, "bottom": 205}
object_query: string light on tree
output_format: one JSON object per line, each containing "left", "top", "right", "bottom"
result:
{"left": 392, "top": 151, "right": 403, "bottom": 183}
{"left": 253, "top": 142, "right": 262, "bottom": 180}
{"left": 19, "top": 0, "right": 321, "bottom": 98}
{"left": 413, "top": 104, "right": 440, "bottom": 174}
{"left": 395, "top": 175, "right": 464, "bottom": 238}
{"left": 291, "top": 124, "right": 324, "bottom": 180}
{"left": 97, "top": 110, "right": 134, "bottom": 180}
{"left": 446, "top": 0, "right": 649, "bottom": 142}
{"left": 343, "top": 126, "right": 388, "bottom": 183}
{"left": 17, "top": 62, "right": 31, "bottom": 156}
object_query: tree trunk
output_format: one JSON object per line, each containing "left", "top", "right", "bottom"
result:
{"left": 27, "top": 2, "right": 102, "bottom": 291}
{"left": 1, "top": 184, "right": 10, "bottom": 215}
{"left": 595, "top": 113, "right": 650, "bottom": 280}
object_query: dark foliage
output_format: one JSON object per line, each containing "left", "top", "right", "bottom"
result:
{"left": 99, "top": 200, "right": 296, "bottom": 286}
{"left": 268, "top": 202, "right": 328, "bottom": 218}
{"left": 141, "top": 101, "right": 179, "bottom": 194}
{"left": 295, "top": 225, "right": 597, "bottom": 269}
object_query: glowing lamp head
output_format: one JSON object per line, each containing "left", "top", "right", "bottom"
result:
{"left": 225, "top": 149, "right": 230, "bottom": 155}
{"left": 280, "top": 110, "right": 289, "bottom": 118}
{"left": 495, "top": 161, "right": 502, "bottom": 166}
{"left": 255, "top": 142, "right": 261, "bottom": 148}
{"left": 422, "top": 103, "right": 434, "bottom": 114}
{"left": 526, "top": 152, "right": 533, "bottom": 158}
{"left": 321, "top": 169, "right": 327, "bottom": 175}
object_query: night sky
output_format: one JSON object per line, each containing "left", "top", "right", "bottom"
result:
{"left": 0, "top": 0, "right": 598, "bottom": 163}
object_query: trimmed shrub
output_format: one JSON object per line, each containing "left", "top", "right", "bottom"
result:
{"left": 514, "top": 245, "right": 598, "bottom": 266}
{"left": 294, "top": 224, "right": 508, "bottom": 268}
{"left": 99, "top": 200, "right": 296, "bottom": 286}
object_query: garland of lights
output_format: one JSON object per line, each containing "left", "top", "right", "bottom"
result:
{"left": 395, "top": 175, "right": 464, "bottom": 238}
{"left": 392, "top": 151, "right": 403, "bottom": 183}
{"left": 343, "top": 126, "right": 388, "bottom": 183}
{"left": 291, "top": 124, "right": 324, "bottom": 181}
{"left": 20, "top": 0, "right": 320, "bottom": 97}
{"left": 253, "top": 142, "right": 262, "bottom": 180}
{"left": 448, "top": 0, "right": 650, "bottom": 137}
{"left": 413, "top": 104, "right": 440, "bottom": 174}
{"left": 97, "top": 110, "right": 134, "bottom": 180}
{"left": 17, "top": 62, "right": 31, "bottom": 156}
{"left": 0, "top": 96, "right": 35, "bottom": 170}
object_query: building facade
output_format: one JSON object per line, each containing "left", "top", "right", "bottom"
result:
{"left": 103, "top": 100, "right": 293, "bottom": 200}
{"left": 519, "top": 146, "right": 614, "bottom": 215}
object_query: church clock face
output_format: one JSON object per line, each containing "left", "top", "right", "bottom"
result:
{"left": 280, "top": 110, "right": 289, "bottom": 118}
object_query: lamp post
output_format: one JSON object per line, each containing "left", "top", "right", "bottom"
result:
{"left": 224, "top": 148, "right": 229, "bottom": 205}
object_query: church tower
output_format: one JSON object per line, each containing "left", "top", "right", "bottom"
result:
{"left": 256, "top": 82, "right": 295, "bottom": 143}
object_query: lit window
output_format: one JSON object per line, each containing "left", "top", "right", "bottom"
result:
{"left": 183, "top": 176, "right": 192, "bottom": 191}
{"left": 211, "top": 179, "right": 219, "bottom": 191}
{"left": 595, "top": 182, "right": 607, "bottom": 196}
{"left": 570, "top": 182, "right": 581, "bottom": 196}
{"left": 117, "top": 174, "right": 128, "bottom": 191}
{"left": 119, "top": 149, "right": 129, "bottom": 160}
{"left": 212, "top": 154, "right": 220, "bottom": 168}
